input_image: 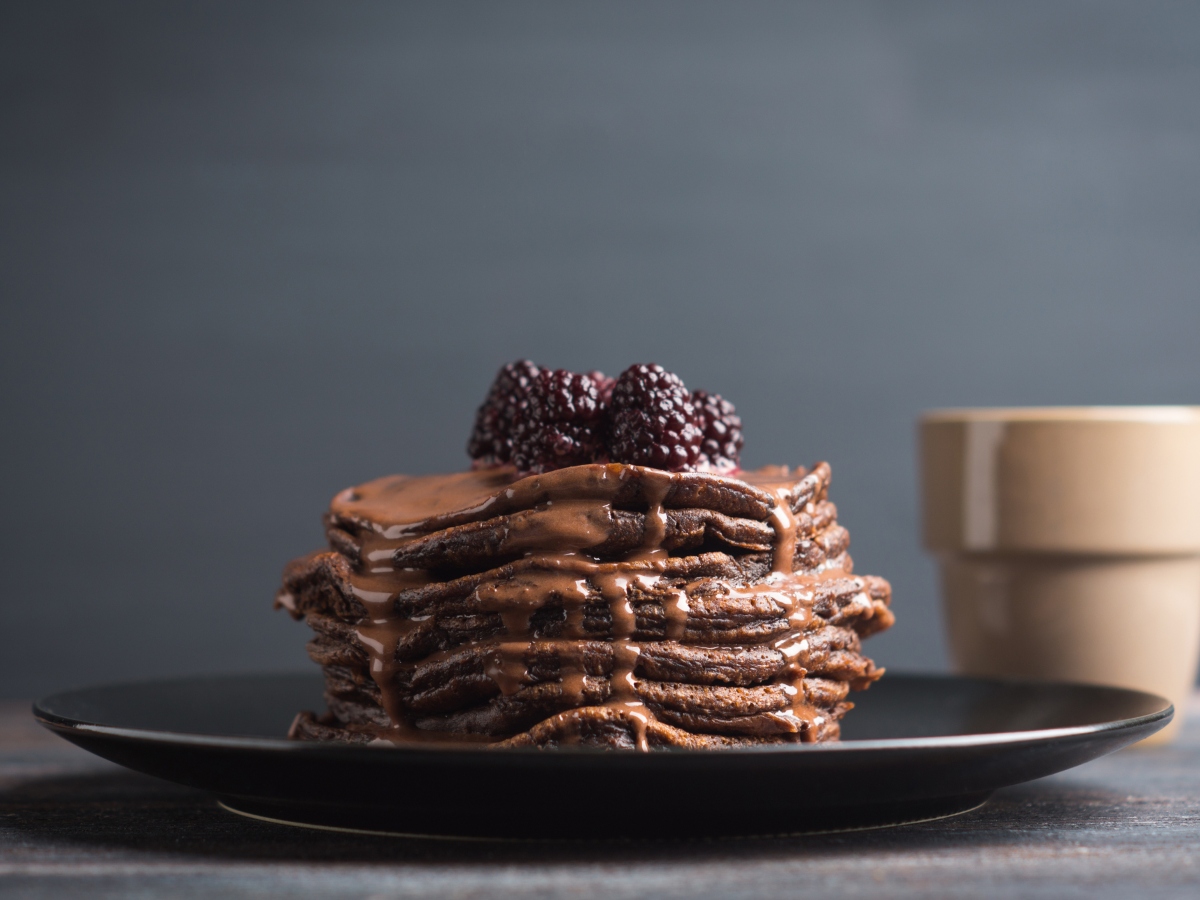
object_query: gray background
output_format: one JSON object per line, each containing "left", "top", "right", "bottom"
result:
{"left": 2, "top": 0, "right": 1198, "bottom": 698}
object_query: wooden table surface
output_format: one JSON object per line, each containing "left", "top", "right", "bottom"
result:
{"left": 2, "top": 694, "right": 1198, "bottom": 899}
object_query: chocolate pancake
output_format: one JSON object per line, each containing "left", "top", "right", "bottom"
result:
{"left": 275, "top": 462, "right": 893, "bottom": 750}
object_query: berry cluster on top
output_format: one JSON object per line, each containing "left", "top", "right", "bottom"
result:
{"left": 468, "top": 361, "right": 744, "bottom": 476}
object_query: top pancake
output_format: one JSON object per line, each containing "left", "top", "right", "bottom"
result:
{"left": 328, "top": 462, "right": 830, "bottom": 538}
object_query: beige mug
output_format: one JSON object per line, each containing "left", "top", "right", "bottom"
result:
{"left": 920, "top": 407, "right": 1200, "bottom": 743}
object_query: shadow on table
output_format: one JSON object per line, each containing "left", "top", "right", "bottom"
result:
{"left": 1, "top": 767, "right": 1143, "bottom": 865}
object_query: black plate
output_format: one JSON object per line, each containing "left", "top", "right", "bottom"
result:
{"left": 33, "top": 673, "right": 1171, "bottom": 839}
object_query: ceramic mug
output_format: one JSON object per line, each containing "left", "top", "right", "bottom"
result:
{"left": 920, "top": 407, "right": 1200, "bottom": 743}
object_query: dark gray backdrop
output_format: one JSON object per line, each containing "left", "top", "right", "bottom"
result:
{"left": 3, "top": 1, "right": 1199, "bottom": 698}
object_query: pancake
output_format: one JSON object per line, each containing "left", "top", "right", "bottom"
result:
{"left": 275, "top": 462, "right": 893, "bottom": 749}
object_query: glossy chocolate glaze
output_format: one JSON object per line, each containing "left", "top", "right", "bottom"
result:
{"left": 281, "top": 462, "right": 875, "bottom": 747}
{"left": 327, "top": 463, "right": 817, "bottom": 537}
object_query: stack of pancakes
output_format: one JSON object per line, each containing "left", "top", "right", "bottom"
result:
{"left": 277, "top": 462, "right": 893, "bottom": 749}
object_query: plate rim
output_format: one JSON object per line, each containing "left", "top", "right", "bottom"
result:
{"left": 31, "top": 671, "right": 1175, "bottom": 761}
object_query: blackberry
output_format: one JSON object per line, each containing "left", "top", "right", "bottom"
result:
{"left": 511, "top": 369, "right": 607, "bottom": 474}
{"left": 692, "top": 389, "right": 743, "bottom": 473}
{"left": 606, "top": 363, "right": 703, "bottom": 471}
{"left": 467, "top": 360, "right": 542, "bottom": 464}
{"left": 587, "top": 370, "right": 615, "bottom": 406}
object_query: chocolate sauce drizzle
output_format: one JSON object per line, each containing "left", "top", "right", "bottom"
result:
{"left": 336, "top": 464, "right": 849, "bottom": 748}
